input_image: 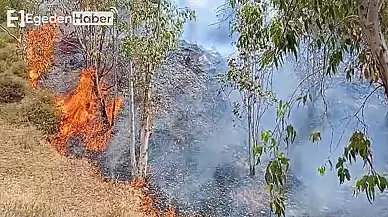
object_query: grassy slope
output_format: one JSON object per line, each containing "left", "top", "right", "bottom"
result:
{"left": 0, "top": 120, "right": 146, "bottom": 217}
{"left": 0, "top": 119, "right": 145, "bottom": 217}
{"left": 0, "top": 31, "right": 144, "bottom": 217}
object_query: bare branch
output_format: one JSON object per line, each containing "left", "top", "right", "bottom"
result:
{"left": 0, "top": 25, "right": 21, "bottom": 43}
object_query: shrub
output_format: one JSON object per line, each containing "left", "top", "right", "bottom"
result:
{"left": 0, "top": 45, "right": 15, "bottom": 61}
{"left": 0, "top": 60, "right": 8, "bottom": 73}
{"left": 6, "top": 60, "right": 26, "bottom": 77}
{"left": 0, "top": 39, "right": 23, "bottom": 77}
{"left": 0, "top": 83, "right": 60, "bottom": 135}
{"left": 24, "top": 100, "right": 60, "bottom": 135}
{"left": 29, "top": 88, "right": 57, "bottom": 105}
{"left": 0, "top": 26, "right": 59, "bottom": 136}
{"left": 0, "top": 37, "right": 6, "bottom": 49}
{"left": 0, "top": 76, "right": 25, "bottom": 103}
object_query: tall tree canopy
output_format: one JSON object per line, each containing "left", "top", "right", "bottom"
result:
{"left": 224, "top": 0, "right": 388, "bottom": 216}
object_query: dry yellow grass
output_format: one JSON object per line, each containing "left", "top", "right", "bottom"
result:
{"left": 0, "top": 118, "right": 145, "bottom": 217}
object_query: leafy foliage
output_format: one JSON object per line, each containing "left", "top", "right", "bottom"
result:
{"left": 226, "top": 0, "right": 384, "bottom": 84}
{"left": 123, "top": 0, "right": 195, "bottom": 71}
{"left": 122, "top": 0, "right": 195, "bottom": 107}
{"left": 223, "top": 0, "right": 388, "bottom": 216}
{"left": 0, "top": 33, "right": 26, "bottom": 103}
{"left": 339, "top": 131, "right": 388, "bottom": 203}
{"left": 24, "top": 99, "right": 60, "bottom": 135}
{"left": 309, "top": 131, "right": 321, "bottom": 143}
{"left": 121, "top": 0, "right": 195, "bottom": 178}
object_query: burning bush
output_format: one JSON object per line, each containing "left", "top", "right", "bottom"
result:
{"left": 50, "top": 67, "right": 123, "bottom": 153}
{"left": 25, "top": 23, "right": 57, "bottom": 87}
{"left": 130, "top": 179, "right": 177, "bottom": 217}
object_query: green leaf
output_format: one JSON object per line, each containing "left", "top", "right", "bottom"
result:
{"left": 309, "top": 131, "right": 321, "bottom": 142}
{"left": 377, "top": 175, "right": 388, "bottom": 193}
{"left": 253, "top": 144, "right": 264, "bottom": 157}
{"left": 318, "top": 165, "right": 326, "bottom": 175}
{"left": 265, "top": 184, "right": 273, "bottom": 192}
{"left": 286, "top": 124, "right": 297, "bottom": 145}
{"left": 344, "top": 168, "right": 351, "bottom": 181}
{"left": 335, "top": 157, "right": 344, "bottom": 169}
{"left": 261, "top": 130, "right": 271, "bottom": 144}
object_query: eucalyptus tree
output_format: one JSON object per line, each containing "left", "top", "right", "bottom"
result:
{"left": 293, "top": 38, "right": 328, "bottom": 120}
{"left": 219, "top": 53, "right": 276, "bottom": 177}
{"left": 122, "top": 0, "right": 194, "bottom": 178}
{"left": 224, "top": 0, "right": 388, "bottom": 215}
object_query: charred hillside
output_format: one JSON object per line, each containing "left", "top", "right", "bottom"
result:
{"left": 37, "top": 36, "right": 271, "bottom": 216}
{"left": 101, "top": 41, "right": 271, "bottom": 216}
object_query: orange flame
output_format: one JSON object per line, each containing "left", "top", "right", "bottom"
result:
{"left": 165, "top": 207, "right": 177, "bottom": 217}
{"left": 25, "top": 23, "right": 174, "bottom": 217}
{"left": 130, "top": 179, "right": 177, "bottom": 217}
{"left": 25, "top": 24, "right": 57, "bottom": 87}
{"left": 50, "top": 67, "right": 123, "bottom": 153}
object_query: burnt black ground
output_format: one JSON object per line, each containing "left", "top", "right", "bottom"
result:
{"left": 101, "top": 41, "right": 274, "bottom": 216}
{"left": 40, "top": 38, "right": 301, "bottom": 217}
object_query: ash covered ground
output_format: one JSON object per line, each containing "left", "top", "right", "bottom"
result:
{"left": 39, "top": 35, "right": 388, "bottom": 217}
{"left": 40, "top": 37, "right": 276, "bottom": 216}
{"left": 102, "top": 41, "right": 274, "bottom": 216}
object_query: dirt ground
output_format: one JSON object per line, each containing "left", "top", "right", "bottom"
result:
{"left": 0, "top": 118, "right": 145, "bottom": 217}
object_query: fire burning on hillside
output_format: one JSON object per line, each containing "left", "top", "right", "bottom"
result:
{"left": 50, "top": 67, "right": 123, "bottom": 153}
{"left": 23, "top": 23, "right": 188, "bottom": 217}
{"left": 24, "top": 25, "right": 172, "bottom": 216}
{"left": 131, "top": 179, "right": 177, "bottom": 217}
{"left": 25, "top": 23, "right": 124, "bottom": 153}
{"left": 26, "top": 23, "right": 57, "bottom": 87}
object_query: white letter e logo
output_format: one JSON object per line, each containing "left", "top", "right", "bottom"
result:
{"left": 7, "top": 10, "right": 18, "bottom": 28}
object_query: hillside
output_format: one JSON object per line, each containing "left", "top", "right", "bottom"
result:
{"left": 0, "top": 30, "right": 146, "bottom": 217}
{"left": 0, "top": 23, "right": 271, "bottom": 216}
{"left": 0, "top": 118, "right": 144, "bottom": 217}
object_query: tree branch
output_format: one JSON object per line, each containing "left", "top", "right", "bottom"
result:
{"left": 0, "top": 24, "right": 21, "bottom": 43}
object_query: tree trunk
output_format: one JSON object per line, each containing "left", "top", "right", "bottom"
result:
{"left": 248, "top": 92, "right": 255, "bottom": 177}
{"left": 129, "top": 64, "right": 138, "bottom": 176}
{"left": 127, "top": 6, "right": 138, "bottom": 177}
{"left": 93, "top": 29, "right": 111, "bottom": 129}
{"left": 111, "top": 11, "right": 118, "bottom": 126}
{"left": 137, "top": 0, "right": 162, "bottom": 179}
{"left": 138, "top": 114, "right": 151, "bottom": 178}
{"left": 138, "top": 70, "right": 152, "bottom": 178}
{"left": 359, "top": 0, "right": 388, "bottom": 96}
{"left": 249, "top": 61, "right": 256, "bottom": 177}
{"left": 307, "top": 45, "right": 316, "bottom": 119}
